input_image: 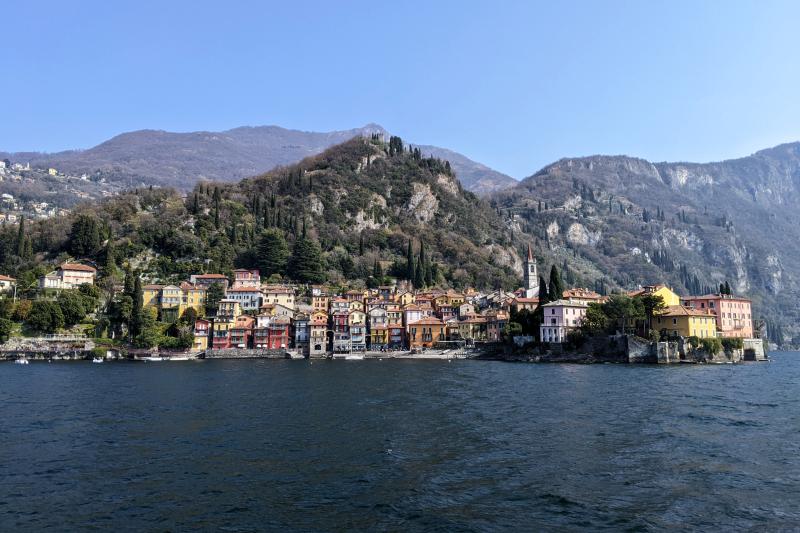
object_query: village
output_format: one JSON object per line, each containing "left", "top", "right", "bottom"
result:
{"left": 0, "top": 240, "right": 763, "bottom": 364}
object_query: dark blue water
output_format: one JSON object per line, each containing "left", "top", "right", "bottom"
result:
{"left": 2, "top": 354, "right": 799, "bottom": 531}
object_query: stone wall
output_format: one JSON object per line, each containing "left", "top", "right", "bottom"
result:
{"left": 743, "top": 338, "right": 768, "bottom": 361}
{"left": 204, "top": 348, "right": 287, "bottom": 359}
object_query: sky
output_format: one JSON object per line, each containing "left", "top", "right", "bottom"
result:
{"left": 2, "top": 0, "right": 800, "bottom": 178}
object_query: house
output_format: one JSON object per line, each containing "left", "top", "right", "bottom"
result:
{"left": 268, "top": 316, "right": 292, "bottom": 349}
{"left": 312, "top": 294, "right": 330, "bottom": 312}
{"left": 0, "top": 274, "right": 16, "bottom": 293}
{"left": 407, "top": 317, "right": 447, "bottom": 349}
{"left": 349, "top": 310, "right": 367, "bottom": 351}
{"left": 348, "top": 300, "right": 365, "bottom": 312}
{"left": 211, "top": 299, "right": 242, "bottom": 349}
{"left": 309, "top": 313, "right": 328, "bottom": 356}
{"left": 457, "top": 302, "right": 475, "bottom": 318}
{"left": 190, "top": 273, "right": 229, "bottom": 291}
{"left": 39, "top": 263, "right": 96, "bottom": 290}
{"left": 294, "top": 313, "right": 310, "bottom": 353}
{"left": 232, "top": 268, "right": 260, "bottom": 288}
{"left": 562, "top": 288, "right": 604, "bottom": 305}
{"left": 682, "top": 294, "right": 754, "bottom": 338}
{"left": 539, "top": 299, "right": 588, "bottom": 343}
{"left": 655, "top": 305, "right": 717, "bottom": 339}
{"left": 388, "top": 325, "right": 405, "bottom": 349}
{"left": 378, "top": 286, "right": 395, "bottom": 301}
{"left": 458, "top": 316, "right": 488, "bottom": 342}
{"left": 509, "top": 297, "right": 539, "bottom": 313}
{"left": 229, "top": 315, "right": 255, "bottom": 348}
{"left": 330, "top": 298, "right": 350, "bottom": 313}
{"left": 225, "top": 286, "right": 263, "bottom": 312}
{"left": 627, "top": 284, "right": 680, "bottom": 306}
{"left": 484, "top": 310, "right": 509, "bottom": 342}
{"left": 396, "top": 291, "right": 415, "bottom": 306}
{"left": 262, "top": 286, "right": 295, "bottom": 308}
{"left": 143, "top": 282, "right": 206, "bottom": 322}
{"left": 193, "top": 318, "right": 211, "bottom": 351}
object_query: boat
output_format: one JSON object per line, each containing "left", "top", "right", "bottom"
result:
{"left": 344, "top": 354, "right": 365, "bottom": 360}
{"left": 91, "top": 357, "right": 103, "bottom": 364}
{"left": 14, "top": 358, "right": 29, "bottom": 365}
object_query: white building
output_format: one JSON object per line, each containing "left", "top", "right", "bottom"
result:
{"left": 224, "top": 286, "right": 263, "bottom": 312}
{"left": 39, "top": 263, "right": 97, "bottom": 290}
{"left": 539, "top": 299, "right": 588, "bottom": 343}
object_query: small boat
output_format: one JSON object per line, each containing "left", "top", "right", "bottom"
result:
{"left": 14, "top": 358, "right": 29, "bottom": 365}
{"left": 344, "top": 354, "right": 365, "bottom": 361}
{"left": 91, "top": 357, "right": 103, "bottom": 364}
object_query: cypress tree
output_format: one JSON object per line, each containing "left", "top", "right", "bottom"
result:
{"left": 16, "top": 216, "right": 25, "bottom": 257}
{"left": 130, "top": 275, "right": 143, "bottom": 339}
{"left": 414, "top": 256, "right": 424, "bottom": 288}
{"left": 548, "top": 264, "right": 564, "bottom": 301}
{"left": 406, "top": 240, "right": 415, "bottom": 280}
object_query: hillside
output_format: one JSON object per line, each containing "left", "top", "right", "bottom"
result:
{"left": 0, "top": 136, "right": 522, "bottom": 296}
{"left": 0, "top": 124, "right": 517, "bottom": 195}
{"left": 493, "top": 143, "right": 800, "bottom": 342}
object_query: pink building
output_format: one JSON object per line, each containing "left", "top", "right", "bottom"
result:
{"left": 232, "top": 268, "right": 260, "bottom": 288}
{"left": 682, "top": 294, "right": 754, "bottom": 338}
{"left": 539, "top": 299, "right": 588, "bottom": 343}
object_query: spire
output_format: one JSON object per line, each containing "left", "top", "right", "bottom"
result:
{"left": 527, "top": 243, "right": 534, "bottom": 262}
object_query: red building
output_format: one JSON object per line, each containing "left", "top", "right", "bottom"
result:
{"left": 229, "top": 316, "right": 255, "bottom": 348}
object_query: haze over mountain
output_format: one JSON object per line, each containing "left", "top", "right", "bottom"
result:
{"left": 0, "top": 124, "right": 518, "bottom": 195}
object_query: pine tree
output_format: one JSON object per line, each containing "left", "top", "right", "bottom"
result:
{"left": 288, "top": 237, "right": 325, "bottom": 283}
{"left": 256, "top": 229, "right": 289, "bottom": 277}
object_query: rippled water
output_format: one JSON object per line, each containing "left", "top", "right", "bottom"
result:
{"left": 2, "top": 353, "right": 799, "bottom": 531}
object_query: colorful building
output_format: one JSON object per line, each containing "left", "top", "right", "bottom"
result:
{"left": 682, "top": 294, "right": 754, "bottom": 338}
{"left": 539, "top": 299, "right": 588, "bottom": 343}
{"left": 407, "top": 317, "right": 446, "bottom": 349}
{"left": 654, "top": 305, "right": 717, "bottom": 339}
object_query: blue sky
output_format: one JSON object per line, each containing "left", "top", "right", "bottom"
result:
{"left": 2, "top": 0, "right": 799, "bottom": 178}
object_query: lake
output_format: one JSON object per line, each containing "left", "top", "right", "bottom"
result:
{"left": 2, "top": 353, "right": 799, "bottom": 531}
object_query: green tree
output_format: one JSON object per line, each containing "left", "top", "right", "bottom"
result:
{"left": 16, "top": 216, "right": 25, "bottom": 257}
{"left": 256, "top": 229, "right": 289, "bottom": 277}
{"left": 548, "top": 264, "right": 565, "bottom": 301}
{"left": 406, "top": 240, "right": 415, "bottom": 281}
{"left": 581, "top": 303, "right": 610, "bottom": 335}
{"left": 602, "top": 294, "right": 645, "bottom": 335}
{"left": 130, "top": 275, "right": 143, "bottom": 339}
{"left": 639, "top": 294, "right": 667, "bottom": 335}
{"left": 27, "top": 300, "right": 65, "bottom": 333}
{"left": 68, "top": 214, "right": 102, "bottom": 257}
{"left": 288, "top": 237, "right": 325, "bottom": 283}
{"left": 0, "top": 318, "right": 13, "bottom": 343}
{"left": 205, "top": 282, "right": 224, "bottom": 316}
{"left": 57, "top": 290, "right": 87, "bottom": 327}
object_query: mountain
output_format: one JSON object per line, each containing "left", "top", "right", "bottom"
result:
{"left": 493, "top": 142, "right": 800, "bottom": 342}
{"left": 3, "top": 136, "right": 522, "bottom": 295}
{"left": 0, "top": 124, "right": 517, "bottom": 194}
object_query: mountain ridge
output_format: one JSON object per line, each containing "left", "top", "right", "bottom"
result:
{"left": 0, "top": 124, "right": 518, "bottom": 194}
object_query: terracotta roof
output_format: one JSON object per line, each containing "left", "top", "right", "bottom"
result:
{"left": 60, "top": 263, "right": 96, "bottom": 272}
{"left": 227, "top": 286, "right": 262, "bottom": 292}
{"left": 194, "top": 273, "right": 227, "bottom": 278}
{"left": 0, "top": 274, "right": 15, "bottom": 282}
{"left": 513, "top": 297, "right": 539, "bottom": 303}
{"left": 685, "top": 294, "right": 751, "bottom": 302}
{"left": 563, "top": 288, "right": 602, "bottom": 299}
{"left": 143, "top": 284, "right": 164, "bottom": 290}
{"left": 409, "top": 317, "right": 445, "bottom": 326}
{"left": 660, "top": 305, "right": 716, "bottom": 317}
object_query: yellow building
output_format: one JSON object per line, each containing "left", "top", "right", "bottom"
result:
{"left": 396, "top": 291, "right": 415, "bottom": 306}
{"left": 628, "top": 284, "right": 680, "bottom": 306}
{"left": 141, "top": 282, "right": 206, "bottom": 322}
{"left": 655, "top": 305, "right": 717, "bottom": 338}
{"left": 262, "top": 286, "right": 296, "bottom": 308}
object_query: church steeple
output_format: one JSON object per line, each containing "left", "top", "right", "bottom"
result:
{"left": 523, "top": 243, "right": 539, "bottom": 298}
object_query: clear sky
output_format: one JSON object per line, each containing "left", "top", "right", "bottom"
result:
{"left": 2, "top": 0, "right": 799, "bottom": 178}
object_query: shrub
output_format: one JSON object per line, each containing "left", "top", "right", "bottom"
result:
{"left": 721, "top": 337, "right": 744, "bottom": 352}
{"left": 699, "top": 337, "right": 722, "bottom": 355}
{"left": 687, "top": 336, "right": 700, "bottom": 349}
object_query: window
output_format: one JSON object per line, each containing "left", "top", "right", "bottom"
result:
{"left": 672, "top": 318, "right": 677, "bottom": 325}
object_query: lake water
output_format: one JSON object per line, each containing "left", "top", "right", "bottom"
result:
{"left": 2, "top": 353, "right": 799, "bottom": 531}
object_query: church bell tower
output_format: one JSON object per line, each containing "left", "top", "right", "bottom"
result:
{"left": 524, "top": 243, "right": 539, "bottom": 298}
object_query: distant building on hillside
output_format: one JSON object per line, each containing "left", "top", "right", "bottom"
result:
{"left": 39, "top": 263, "right": 96, "bottom": 290}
